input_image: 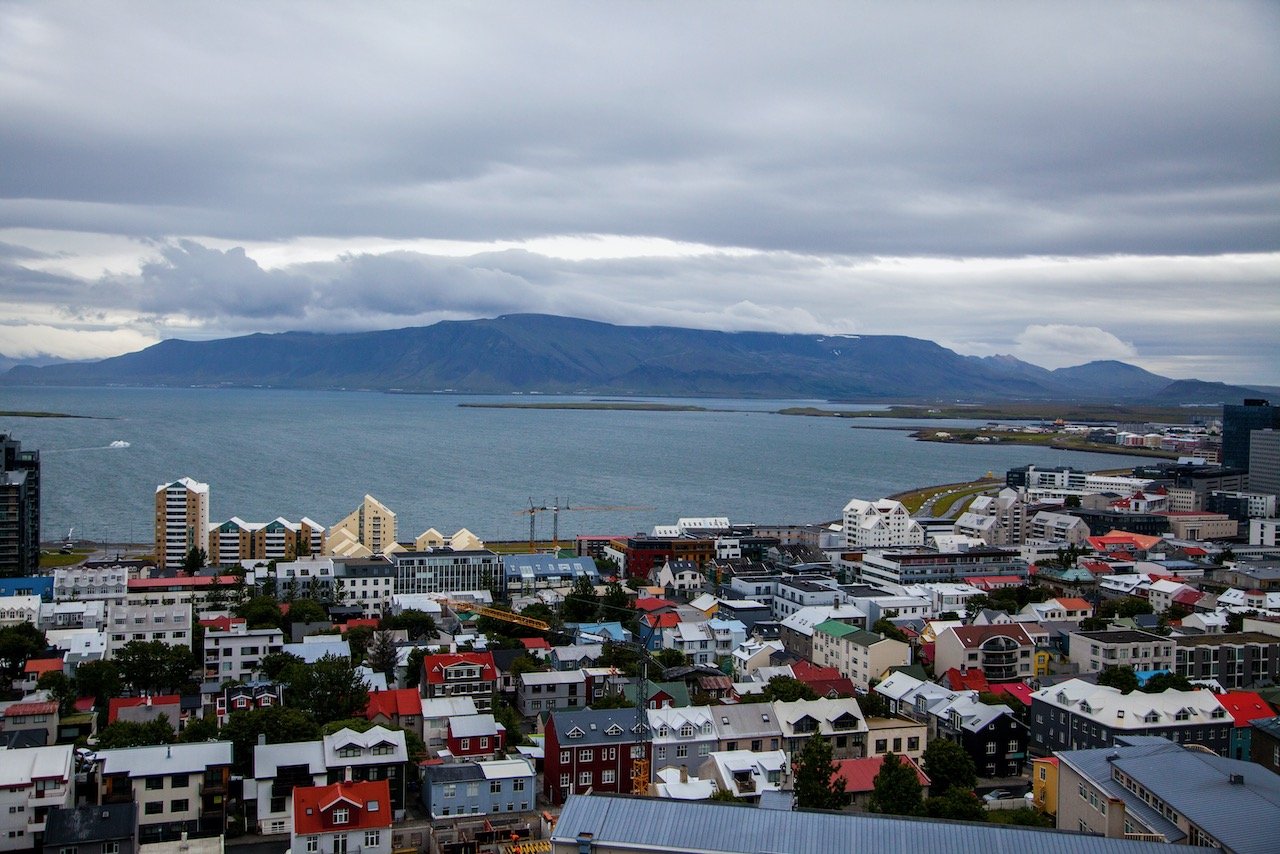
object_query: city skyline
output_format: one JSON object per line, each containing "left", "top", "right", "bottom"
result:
{"left": 1, "top": 3, "right": 1278, "bottom": 383}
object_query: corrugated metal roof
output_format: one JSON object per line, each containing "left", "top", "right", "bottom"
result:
{"left": 550, "top": 794, "right": 1205, "bottom": 853}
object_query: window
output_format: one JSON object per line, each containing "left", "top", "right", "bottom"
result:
{"left": 907, "top": 737, "right": 920, "bottom": 751}
{"left": 875, "top": 739, "right": 887, "bottom": 753}
{"left": 145, "top": 778, "right": 164, "bottom": 790}
{"left": 680, "top": 723, "right": 694, "bottom": 737}
{"left": 442, "top": 783, "right": 456, "bottom": 798}
{"left": 676, "top": 745, "right": 688, "bottom": 758}
{"left": 560, "top": 750, "right": 570, "bottom": 764}
{"left": 364, "top": 831, "right": 381, "bottom": 848}
{"left": 559, "top": 774, "right": 570, "bottom": 787}
{"left": 1008, "top": 740, "right": 1019, "bottom": 753}
{"left": 578, "top": 772, "right": 591, "bottom": 786}
{"left": 171, "top": 774, "right": 189, "bottom": 788}
{"left": 459, "top": 738, "right": 470, "bottom": 751}
{"left": 579, "top": 749, "right": 592, "bottom": 762}
{"left": 602, "top": 769, "right": 616, "bottom": 784}
{"left": 169, "top": 799, "right": 188, "bottom": 813}
{"left": 466, "top": 782, "right": 479, "bottom": 797}
{"left": 656, "top": 746, "right": 666, "bottom": 760}
{"left": 333, "top": 835, "right": 347, "bottom": 854}
{"left": 144, "top": 802, "right": 163, "bottom": 816}
{"left": 698, "top": 743, "right": 710, "bottom": 756}
{"left": 103, "top": 844, "right": 120, "bottom": 854}
{"left": 986, "top": 742, "right": 996, "bottom": 755}
{"left": 332, "top": 808, "right": 350, "bottom": 825}
{"left": 490, "top": 780, "right": 502, "bottom": 794}
{"left": 480, "top": 737, "right": 489, "bottom": 749}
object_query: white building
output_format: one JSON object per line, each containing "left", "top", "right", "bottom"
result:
{"left": 0, "top": 595, "right": 40, "bottom": 627}
{"left": 0, "top": 744, "right": 74, "bottom": 852}
{"left": 95, "top": 741, "right": 234, "bottom": 841}
{"left": 105, "top": 603, "right": 193, "bottom": 655}
{"left": 250, "top": 740, "right": 326, "bottom": 834}
{"left": 203, "top": 621, "right": 285, "bottom": 683}
{"left": 53, "top": 566, "right": 129, "bottom": 608}
{"left": 842, "top": 499, "right": 925, "bottom": 550}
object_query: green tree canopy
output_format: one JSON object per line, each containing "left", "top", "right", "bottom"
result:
{"left": 97, "top": 715, "right": 176, "bottom": 749}
{"left": 921, "top": 738, "right": 976, "bottom": 795}
{"left": 177, "top": 715, "right": 220, "bottom": 743}
{"left": 868, "top": 752, "right": 923, "bottom": 816}
{"left": 1139, "top": 672, "right": 1194, "bottom": 694}
{"left": 382, "top": 609, "right": 438, "bottom": 640}
{"left": 794, "top": 733, "right": 846, "bottom": 811}
{"left": 761, "top": 675, "right": 818, "bottom": 703}
{"left": 284, "top": 654, "right": 370, "bottom": 725}
{"left": 561, "top": 575, "right": 600, "bottom": 623}
{"left": 1097, "top": 665, "right": 1139, "bottom": 694}
{"left": 221, "top": 705, "right": 320, "bottom": 774}
{"left": 114, "top": 640, "right": 195, "bottom": 695}
{"left": 367, "top": 629, "right": 399, "bottom": 678}
{"left": 403, "top": 647, "right": 429, "bottom": 689}
{"left": 588, "top": 692, "right": 634, "bottom": 710}
{"left": 182, "top": 547, "right": 207, "bottom": 572}
{"left": 345, "top": 625, "right": 375, "bottom": 662}
{"left": 859, "top": 688, "right": 891, "bottom": 719}
{"left": 285, "top": 597, "right": 329, "bottom": 627}
{"left": 653, "top": 648, "right": 688, "bottom": 669}
{"left": 74, "top": 659, "right": 121, "bottom": 717}
{"left": 235, "top": 596, "right": 285, "bottom": 630}
{"left": 872, "top": 618, "right": 909, "bottom": 643}
{"left": 37, "top": 670, "right": 77, "bottom": 715}
{"left": 0, "top": 622, "right": 48, "bottom": 681}
{"left": 925, "top": 787, "right": 986, "bottom": 821}
{"left": 492, "top": 700, "right": 526, "bottom": 747}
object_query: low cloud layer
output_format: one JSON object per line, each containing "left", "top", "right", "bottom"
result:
{"left": 0, "top": 3, "right": 1277, "bottom": 383}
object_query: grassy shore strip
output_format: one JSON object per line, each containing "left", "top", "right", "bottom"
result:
{"left": 459, "top": 402, "right": 709, "bottom": 412}
{"left": 909, "top": 428, "right": 1178, "bottom": 459}
{"left": 779, "top": 402, "right": 1215, "bottom": 424}
{"left": 0, "top": 410, "right": 95, "bottom": 418}
{"left": 891, "top": 478, "right": 999, "bottom": 515}
{"left": 933, "top": 484, "right": 992, "bottom": 517}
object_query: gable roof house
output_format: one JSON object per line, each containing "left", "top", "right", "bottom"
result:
{"left": 291, "top": 779, "right": 391, "bottom": 854}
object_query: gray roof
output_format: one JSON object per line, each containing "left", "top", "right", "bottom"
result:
{"left": 422, "top": 763, "right": 484, "bottom": 784}
{"left": 551, "top": 708, "right": 648, "bottom": 746}
{"left": 1058, "top": 736, "right": 1280, "bottom": 854}
{"left": 44, "top": 803, "right": 137, "bottom": 846}
{"left": 550, "top": 794, "right": 1203, "bottom": 853}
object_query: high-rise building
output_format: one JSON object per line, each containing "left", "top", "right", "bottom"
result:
{"left": 1250, "top": 429, "right": 1280, "bottom": 499}
{"left": 154, "top": 477, "right": 210, "bottom": 570}
{"left": 1222, "top": 399, "right": 1280, "bottom": 471}
{"left": 0, "top": 434, "right": 40, "bottom": 576}
{"left": 328, "top": 494, "right": 396, "bottom": 557}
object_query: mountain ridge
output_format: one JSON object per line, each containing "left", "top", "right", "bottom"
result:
{"left": 1, "top": 314, "right": 1268, "bottom": 403}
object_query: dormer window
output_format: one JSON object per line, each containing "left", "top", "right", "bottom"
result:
{"left": 605, "top": 724, "right": 622, "bottom": 736}
{"left": 1174, "top": 709, "right": 1190, "bottom": 721}
{"left": 1143, "top": 712, "right": 1159, "bottom": 724}
{"left": 332, "top": 808, "right": 349, "bottom": 825}
{"left": 659, "top": 726, "right": 669, "bottom": 738}
{"left": 680, "top": 724, "right": 694, "bottom": 738}
{"left": 567, "top": 727, "right": 584, "bottom": 738}
{"left": 1210, "top": 708, "right": 1226, "bottom": 719}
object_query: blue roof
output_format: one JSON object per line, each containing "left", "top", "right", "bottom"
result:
{"left": 552, "top": 794, "right": 1203, "bottom": 853}
{"left": 502, "top": 554, "right": 598, "bottom": 579}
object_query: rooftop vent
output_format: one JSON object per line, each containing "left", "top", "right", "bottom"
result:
{"left": 1228, "top": 773, "right": 1245, "bottom": 785}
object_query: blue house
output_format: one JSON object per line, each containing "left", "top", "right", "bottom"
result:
{"left": 421, "top": 757, "right": 536, "bottom": 819}
{"left": 0, "top": 576, "right": 53, "bottom": 600}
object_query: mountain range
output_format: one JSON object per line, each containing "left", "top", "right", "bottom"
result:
{"left": 0, "top": 314, "right": 1269, "bottom": 403}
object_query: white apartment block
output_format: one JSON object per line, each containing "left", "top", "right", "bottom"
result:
{"left": 203, "top": 622, "right": 285, "bottom": 683}
{"left": 38, "top": 599, "right": 107, "bottom": 632}
{"left": 842, "top": 498, "right": 925, "bottom": 550}
{"left": 106, "top": 603, "right": 193, "bottom": 655}
{"left": 336, "top": 559, "right": 397, "bottom": 618}
{"left": 0, "top": 745, "right": 74, "bottom": 852}
{"left": 0, "top": 595, "right": 41, "bottom": 627}
{"left": 1249, "top": 518, "right": 1280, "bottom": 547}
{"left": 155, "top": 477, "right": 210, "bottom": 571}
{"left": 53, "top": 566, "right": 129, "bottom": 608}
{"left": 1028, "top": 510, "right": 1091, "bottom": 545}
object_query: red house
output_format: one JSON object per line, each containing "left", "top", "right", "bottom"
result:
{"left": 444, "top": 713, "right": 506, "bottom": 758}
{"left": 421, "top": 652, "right": 497, "bottom": 711}
{"left": 363, "top": 688, "right": 423, "bottom": 739}
{"left": 542, "top": 708, "right": 650, "bottom": 805}
{"left": 291, "top": 779, "right": 391, "bottom": 854}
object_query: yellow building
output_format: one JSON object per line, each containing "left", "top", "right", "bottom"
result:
{"left": 1030, "top": 756, "right": 1059, "bottom": 816}
{"left": 207, "top": 516, "right": 326, "bottom": 565}
{"left": 328, "top": 494, "right": 397, "bottom": 556}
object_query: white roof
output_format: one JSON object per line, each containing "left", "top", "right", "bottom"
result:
{"left": 779, "top": 604, "right": 866, "bottom": 636}
{"left": 654, "top": 767, "right": 717, "bottom": 800}
{"left": 282, "top": 640, "right": 351, "bottom": 663}
{"left": 1032, "top": 679, "right": 1227, "bottom": 729}
{"left": 98, "top": 741, "right": 233, "bottom": 776}
{"left": 521, "top": 669, "right": 585, "bottom": 686}
{"left": 449, "top": 714, "right": 501, "bottom": 738}
{"left": 253, "top": 739, "right": 325, "bottom": 778}
{"left": 478, "top": 757, "right": 535, "bottom": 780}
{"left": 0, "top": 744, "right": 73, "bottom": 786}
{"left": 322, "top": 726, "right": 407, "bottom": 765}
{"left": 421, "top": 696, "right": 478, "bottom": 719}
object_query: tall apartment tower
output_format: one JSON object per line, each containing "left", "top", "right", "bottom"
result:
{"left": 1250, "top": 430, "right": 1280, "bottom": 499}
{"left": 155, "top": 477, "right": 210, "bottom": 570}
{"left": 0, "top": 434, "right": 40, "bottom": 576}
{"left": 328, "top": 494, "right": 397, "bottom": 557}
{"left": 1222, "top": 399, "right": 1280, "bottom": 472}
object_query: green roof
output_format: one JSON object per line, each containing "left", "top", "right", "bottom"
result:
{"left": 622, "top": 680, "right": 691, "bottom": 707}
{"left": 814, "top": 619, "right": 858, "bottom": 638}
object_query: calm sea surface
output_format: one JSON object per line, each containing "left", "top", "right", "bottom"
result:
{"left": 1, "top": 387, "right": 1156, "bottom": 545}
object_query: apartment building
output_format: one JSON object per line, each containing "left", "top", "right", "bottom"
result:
{"left": 208, "top": 516, "right": 326, "bottom": 566}
{"left": 810, "top": 622, "right": 910, "bottom": 691}
{"left": 1067, "top": 630, "right": 1175, "bottom": 676}
{"left": 698, "top": 750, "right": 787, "bottom": 802}
{"left": 125, "top": 576, "right": 238, "bottom": 612}
{"left": 328, "top": 495, "right": 397, "bottom": 558}
{"left": 842, "top": 498, "right": 925, "bottom": 549}
{"left": 392, "top": 549, "right": 501, "bottom": 595}
{"left": 154, "top": 478, "right": 209, "bottom": 571}
{"left": 542, "top": 709, "right": 651, "bottom": 805}
{"left": 933, "top": 624, "right": 1036, "bottom": 683}
{"left": 421, "top": 653, "right": 497, "bottom": 712}
{"left": 96, "top": 741, "right": 233, "bottom": 843}
{"left": 516, "top": 670, "right": 585, "bottom": 717}
{"left": 321, "top": 727, "right": 410, "bottom": 817}
{"left": 773, "top": 697, "right": 868, "bottom": 760}
{"left": 202, "top": 621, "right": 285, "bottom": 683}
{"left": 502, "top": 554, "right": 600, "bottom": 596}
{"left": 249, "top": 740, "right": 327, "bottom": 835}
{"left": 53, "top": 566, "right": 129, "bottom": 609}
{"left": 647, "top": 706, "right": 717, "bottom": 778}
{"left": 105, "top": 603, "right": 192, "bottom": 655}
{"left": 1030, "top": 680, "right": 1230, "bottom": 755}
{"left": 710, "top": 704, "right": 784, "bottom": 755}
{"left": 336, "top": 558, "right": 397, "bottom": 618}
{"left": 1174, "top": 632, "right": 1280, "bottom": 689}
{"left": 859, "top": 547, "right": 1029, "bottom": 587}
{"left": 0, "top": 744, "right": 74, "bottom": 852}
{"left": 0, "top": 434, "right": 40, "bottom": 577}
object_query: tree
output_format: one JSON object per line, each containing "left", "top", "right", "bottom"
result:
{"left": 182, "top": 547, "right": 207, "bottom": 572}
{"left": 1139, "top": 672, "right": 1193, "bottom": 693}
{"left": 561, "top": 575, "right": 600, "bottom": 623}
{"left": 114, "top": 641, "right": 195, "bottom": 695}
{"left": 589, "top": 692, "right": 634, "bottom": 710}
{"left": 367, "top": 629, "right": 399, "bottom": 680}
{"left": 37, "top": 670, "right": 77, "bottom": 715}
{"left": 97, "top": 715, "right": 176, "bottom": 749}
{"left": 285, "top": 654, "right": 370, "bottom": 725}
{"left": 600, "top": 581, "right": 630, "bottom": 619}
{"left": 286, "top": 597, "right": 329, "bottom": 627}
{"left": 178, "top": 715, "right": 220, "bottom": 743}
{"left": 794, "top": 733, "right": 846, "bottom": 811}
{"left": 761, "top": 675, "right": 818, "bottom": 703}
{"left": 859, "top": 688, "right": 890, "bottom": 719}
{"left": 493, "top": 700, "right": 525, "bottom": 746}
{"left": 0, "top": 622, "right": 48, "bottom": 681}
{"left": 1079, "top": 616, "right": 1108, "bottom": 631}
{"left": 597, "top": 641, "right": 641, "bottom": 677}
{"left": 510, "top": 654, "right": 548, "bottom": 677}
{"left": 1098, "top": 597, "right": 1153, "bottom": 619}
{"left": 384, "top": 609, "right": 438, "bottom": 641}
{"left": 345, "top": 625, "right": 375, "bottom": 662}
{"left": 1064, "top": 494, "right": 1082, "bottom": 508}
{"left": 868, "top": 752, "right": 923, "bottom": 816}
{"left": 330, "top": 577, "right": 347, "bottom": 605}
{"left": 653, "top": 648, "right": 688, "bottom": 669}
{"left": 206, "top": 573, "right": 228, "bottom": 610}
{"left": 236, "top": 596, "right": 284, "bottom": 630}
{"left": 872, "top": 618, "right": 908, "bottom": 643}
{"left": 404, "top": 647, "right": 429, "bottom": 689}
{"left": 75, "top": 659, "right": 122, "bottom": 716}
{"left": 259, "top": 651, "right": 305, "bottom": 682}
{"left": 710, "top": 787, "right": 743, "bottom": 803}
{"left": 921, "top": 738, "right": 976, "bottom": 795}
{"left": 1097, "top": 665, "right": 1139, "bottom": 694}
{"left": 925, "top": 787, "right": 986, "bottom": 821}
{"left": 221, "top": 706, "right": 320, "bottom": 774}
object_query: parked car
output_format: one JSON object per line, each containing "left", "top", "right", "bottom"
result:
{"left": 982, "top": 789, "right": 1012, "bottom": 803}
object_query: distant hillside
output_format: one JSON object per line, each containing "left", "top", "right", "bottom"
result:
{"left": 0, "top": 314, "right": 1266, "bottom": 403}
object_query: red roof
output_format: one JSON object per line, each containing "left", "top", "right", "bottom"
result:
{"left": 942, "top": 668, "right": 990, "bottom": 692}
{"left": 644, "top": 612, "right": 681, "bottom": 629}
{"left": 990, "top": 682, "right": 1034, "bottom": 706}
{"left": 129, "top": 575, "right": 239, "bottom": 590}
{"left": 831, "top": 755, "right": 930, "bottom": 793}
{"left": 200, "top": 616, "right": 246, "bottom": 631}
{"left": 423, "top": 652, "right": 497, "bottom": 686}
{"left": 1031, "top": 756, "right": 1059, "bottom": 767}
{"left": 1182, "top": 546, "right": 1207, "bottom": 556}
{"left": 73, "top": 697, "right": 96, "bottom": 713}
{"left": 634, "top": 598, "right": 676, "bottom": 612}
{"left": 363, "top": 688, "right": 422, "bottom": 720}
{"left": 519, "top": 637, "right": 551, "bottom": 650}
{"left": 339, "top": 619, "right": 380, "bottom": 633}
{"left": 1087, "top": 532, "right": 1162, "bottom": 551}
{"left": 4, "top": 701, "right": 58, "bottom": 717}
{"left": 946, "top": 624, "right": 1033, "bottom": 649}
{"left": 1172, "top": 589, "right": 1203, "bottom": 607}
{"left": 966, "top": 576, "right": 1025, "bottom": 589}
{"left": 293, "top": 780, "right": 391, "bottom": 836}
{"left": 23, "top": 657, "right": 65, "bottom": 675}
{"left": 1055, "top": 597, "right": 1093, "bottom": 611}
{"left": 1081, "top": 561, "right": 1113, "bottom": 576}
{"left": 108, "top": 695, "right": 181, "bottom": 723}
{"left": 1217, "top": 692, "right": 1276, "bottom": 727}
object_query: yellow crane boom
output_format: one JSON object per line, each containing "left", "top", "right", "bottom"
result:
{"left": 445, "top": 599, "right": 550, "bottom": 632}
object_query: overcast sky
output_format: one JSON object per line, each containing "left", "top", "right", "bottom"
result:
{"left": 1, "top": 2, "right": 1277, "bottom": 383}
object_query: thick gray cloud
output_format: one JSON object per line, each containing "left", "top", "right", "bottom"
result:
{"left": 0, "top": 2, "right": 1277, "bottom": 380}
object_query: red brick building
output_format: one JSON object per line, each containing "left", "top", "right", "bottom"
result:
{"left": 542, "top": 708, "right": 650, "bottom": 805}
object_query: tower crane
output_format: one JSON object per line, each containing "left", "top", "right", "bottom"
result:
{"left": 515, "top": 499, "right": 654, "bottom": 552}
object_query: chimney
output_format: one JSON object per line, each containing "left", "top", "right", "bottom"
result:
{"left": 258, "top": 733, "right": 267, "bottom": 746}
{"left": 344, "top": 766, "right": 353, "bottom": 783}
